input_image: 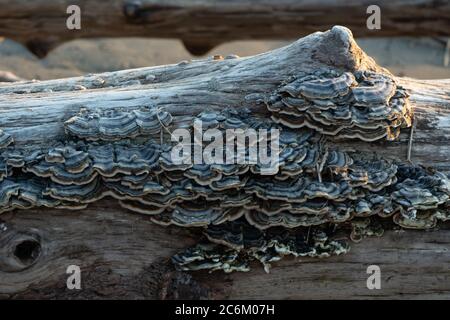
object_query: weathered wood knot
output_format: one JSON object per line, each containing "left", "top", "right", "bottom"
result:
{"left": 0, "top": 227, "right": 42, "bottom": 272}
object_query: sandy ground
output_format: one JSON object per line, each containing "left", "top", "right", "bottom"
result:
{"left": 0, "top": 36, "right": 449, "bottom": 80}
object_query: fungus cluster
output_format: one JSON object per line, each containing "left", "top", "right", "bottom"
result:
{"left": 267, "top": 70, "right": 412, "bottom": 141}
{"left": 173, "top": 222, "right": 349, "bottom": 273}
{"left": 65, "top": 107, "right": 173, "bottom": 141}
{"left": 0, "top": 69, "right": 449, "bottom": 273}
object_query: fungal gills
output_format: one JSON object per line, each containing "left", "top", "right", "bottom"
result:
{"left": 267, "top": 70, "right": 412, "bottom": 141}
{"left": 0, "top": 70, "right": 448, "bottom": 273}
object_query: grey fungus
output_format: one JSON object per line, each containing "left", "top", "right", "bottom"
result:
{"left": 352, "top": 71, "right": 396, "bottom": 106}
{"left": 173, "top": 223, "right": 349, "bottom": 273}
{"left": 1, "top": 73, "right": 449, "bottom": 273}
{"left": 64, "top": 107, "right": 173, "bottom": 141}
{"left": 267, "top": 70, "right": 413, "bottom": 141}
{"left": 281, "top": 72, "right": 355, "bottom": 99}
{"left": 350, "top": 218, "right": 384, "bottom": 242}
{"left": 172, "top": 242, "right": 251, "bottom": 273}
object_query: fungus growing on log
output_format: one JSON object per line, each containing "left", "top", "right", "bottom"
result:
{"left": 65, "top": 107, "right": 173, "bottom": 141}
{"left": 0, "top": 26, "right": 449, "bottom": 274}
{"left": 267, "top": 70, "right": 412, "bottom": 141}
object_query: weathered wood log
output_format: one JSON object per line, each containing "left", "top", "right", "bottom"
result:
{"left": 0, "top": 27, "right": 449, "bottom": 171}
{"left": 0, "top": 26, "right": 449, "bottom": 299}
{"left": 0, "top": 0, "right": 449, "bottom": 57}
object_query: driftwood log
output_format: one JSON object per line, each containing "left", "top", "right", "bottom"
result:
{"left": 0, "top": 26, "right": 449, "bottom": 299}
{"left": 1, "top": 0, "right": 449, "bottom": 57}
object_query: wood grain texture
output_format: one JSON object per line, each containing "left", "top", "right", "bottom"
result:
{"left": 1, "top": 201, "right": 449, "bottom": 299}
{"left": 0, "top": 0, "right": 449, "bottom": 56}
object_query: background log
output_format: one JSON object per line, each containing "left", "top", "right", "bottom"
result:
{"left": 0, "top": 27, "right": 450, "bottom": 299}
{"left": 0, "top": 0, "right": 449, "bottom": 57}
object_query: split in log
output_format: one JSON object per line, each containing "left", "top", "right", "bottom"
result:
{"left": 0, "top": 0, "right": 449, "bottom": 57}
{"left": 0, "top": 26, "right": 449, "bottom": 298}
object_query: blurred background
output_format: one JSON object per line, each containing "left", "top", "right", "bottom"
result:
{"left": 0, "top": 0, "right": 449, "bottom": 81}
{"left": 0, "top": 37, "right": 449, "bottom": 81}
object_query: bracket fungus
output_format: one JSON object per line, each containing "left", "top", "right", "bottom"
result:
{"left": 65, "top": 107, "right": 173, "bottom": 141}
{"left": 0, "top": 26, "right": 449, "bottom": 273}
{"left": 1, "top": 104, "right": 449, "bottom": 272}
{"left": 267, "top": 70, "right": 412, "bottom": 141}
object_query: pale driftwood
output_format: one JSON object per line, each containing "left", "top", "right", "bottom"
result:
{"left": 0, "top": 26, "right": 449, "bottom": 299}
{"left": 0, "top": 0, "right": 449, "bottom": 57}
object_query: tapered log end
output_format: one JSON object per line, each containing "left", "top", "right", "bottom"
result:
{"left": 312, "top": 25, "right": 385, "bottom": 74}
